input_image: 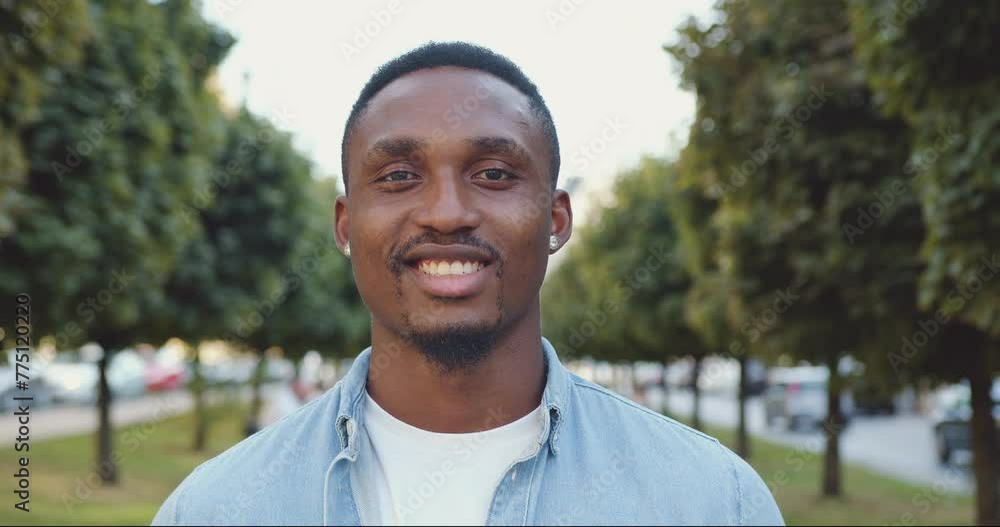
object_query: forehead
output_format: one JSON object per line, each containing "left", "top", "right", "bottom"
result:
{"left": 350, "top": 67, "right": 546, "bottom": 164}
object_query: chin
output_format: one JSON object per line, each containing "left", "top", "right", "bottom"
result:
{"left": 399, "top": 315, "right": 505, "bottom": 373}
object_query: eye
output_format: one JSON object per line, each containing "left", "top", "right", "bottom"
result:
{"left": 473, "top": 168, "right": 515, "bottom": 182}
{"left": 379, "top": 170, "right": 418, "bottom": 183}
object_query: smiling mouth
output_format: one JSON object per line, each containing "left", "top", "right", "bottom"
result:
{"left": 404, "top": 258, "right": 494, "bottom": 298}
{"left": 413, "top": 259, "right": 489, "bottom": 276}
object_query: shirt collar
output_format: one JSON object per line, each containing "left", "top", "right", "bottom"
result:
{"left": 335, "top": 336, "right": 570, "bottom": 458}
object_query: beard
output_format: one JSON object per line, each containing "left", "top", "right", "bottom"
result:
{"left": 399, "top": 314, "right": 503, "bottom": 374}
{"left": 390, "top": 232, "right": 508, "bottom": 374}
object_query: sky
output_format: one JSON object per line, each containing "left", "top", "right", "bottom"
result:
{"left": 202, "top": 0, "right": 715, "bottom": 224}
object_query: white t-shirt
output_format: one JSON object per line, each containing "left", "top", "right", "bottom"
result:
{"left": 351, "top": 390, "right": 544, "bottom": 526}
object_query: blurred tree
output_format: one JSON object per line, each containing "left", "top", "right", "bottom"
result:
{"left": 670, "top": 0, "right": 924, "bottom": 496}
{"left": 167, "top": 107, "right": 320, "bottom": 438}
{"left": 270, "top": 177, "right": 369, "bottom": 362}
{"left": 0, "top": 0, "right": 90, "bottom": 243}
{"left": 0, "top": 0, "right": 231, "bottom": 483}
{"left": 245, "top": 175, "right": 369, "bottom": 434}
{"left": 157, "top": 108, "right": 318, "bottom": 450}
{"left": 851, "top": 2, "right": 1000, "bottom": 522}
{"left": 666, "top": 157, "right": 753, "bottom": 456}
{"left": 542, "top": 157, "right": 711, "bottom": 428}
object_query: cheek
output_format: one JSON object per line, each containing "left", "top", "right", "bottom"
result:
{"left": 493, "top": 213, "right": 549, "bottom": 290}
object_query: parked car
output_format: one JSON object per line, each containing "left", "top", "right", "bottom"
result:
{"left": 144, "top": 346, "right": 187, "bottom": 392}
{"left": 933, "top": 381, "right": 1000, "bottom": 464}
{"left": 145, "top": 361, "right": 185, "bottom": 392}
{"left": 764, "top": 366, "right": 854, "bottom": 431}
{"left": 0, "top": 366, "right": 57, "bottom": 410}
{"left": 43, "top": 351, "right": 146, "bottom": 404}
{"left": 852, "top": 380, "right": 899, "bottom": 416}
{"left": 664, "top": 357, "right": 768, "bottom": 396}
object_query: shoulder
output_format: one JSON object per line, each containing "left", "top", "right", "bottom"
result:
{"left": 151, "top": 386, "right": 345, "bottom": 525}
{"left": 565, "top": 375, "right": 784, "bottom": 525}
{"left": 568, "top": 374, "right": 719, "bottom": 447}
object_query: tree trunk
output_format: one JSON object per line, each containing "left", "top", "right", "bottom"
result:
{"left": 691, "top": 356, "right": 703, "bottom": 430}
{"left": 969, "top": 344, "right": 999, "bottom": 525}
{"left": 191, "top": 346, "right": 207, "bottom": 451}
{"left": 737, "top": 354, "right": 751, "bottom": 459}
{"left": 244, "top": 352, "right": 266, "bottom": 437}
{"left": 96, "top": 351, "right": 118, "bottom": 484}
{"left": 822, "top": 351, "right": 843, "bottom": 497}
{"left": 660, "top": 360, "right": 670, "bottom": 415}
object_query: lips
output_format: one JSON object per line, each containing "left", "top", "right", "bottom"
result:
{"left": 402, "top": 244, "right": 496, "bottom": 298}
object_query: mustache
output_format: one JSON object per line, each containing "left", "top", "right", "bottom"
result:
{"left": 388, "top": 232, "right": 502, "bottom": 276}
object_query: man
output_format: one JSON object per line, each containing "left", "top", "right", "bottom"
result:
{"left": 153, "top": 41, "right": 783, "bottom": 526}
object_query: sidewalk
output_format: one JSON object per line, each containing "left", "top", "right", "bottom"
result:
{"left": 1, "top": 385, "right": 266, "bottom": 441}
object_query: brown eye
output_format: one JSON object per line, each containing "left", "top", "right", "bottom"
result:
{"left": 475, "top": 168, "right": 513, "bottom": 182}
{"left": 382, "top": 171, "right": 417, "bottom": 182}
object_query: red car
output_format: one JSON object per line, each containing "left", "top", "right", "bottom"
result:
{"left": 145, "top": 361, "right": 185, "bottom": 392}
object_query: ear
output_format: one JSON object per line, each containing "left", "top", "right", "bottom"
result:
{"left": 549, "top": 189, "right": 572, "bottom": 252}
{"left": 335, "top": 194, "right": 350, "bottom": 253}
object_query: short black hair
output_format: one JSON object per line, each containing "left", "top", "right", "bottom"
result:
{"left": 341, "top": 41, "right": 560, "bottom": 191}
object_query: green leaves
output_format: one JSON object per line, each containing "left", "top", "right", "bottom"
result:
{"left": 852, "top": 0, "right": 1000, "bottom": 337}
{"left": 1, "top": 1, "right": 365, "bottom": 359}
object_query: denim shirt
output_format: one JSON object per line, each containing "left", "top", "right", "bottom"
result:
{"left": 152, "top": 338, "right": 784, "bottom": 525}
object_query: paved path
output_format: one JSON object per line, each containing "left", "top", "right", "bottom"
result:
{"left": 649, "top": 387, "right": 974, "bottom": 494}
{"left": 1, "top": 385, "right": 278, "bottom": 441}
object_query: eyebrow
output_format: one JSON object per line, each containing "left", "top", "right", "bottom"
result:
{"left": 365, "top": 136, "right": 429, "bottom": 165}
{"left": 465, "top": 136, "right": 532, "bottom": 164}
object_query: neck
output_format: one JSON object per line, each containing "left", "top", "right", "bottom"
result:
{"left": 365, "top": 310, "right": 546, "bottom": 433}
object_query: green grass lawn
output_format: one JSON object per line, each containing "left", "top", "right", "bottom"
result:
{"left": 1, "top": 400, "right": 975, "bottom": 525}
{"left": 1, "top": 401, "right": 249, "bottom": 526}
{"left": 692, "top": 421, "right": 975, "bottom": 525}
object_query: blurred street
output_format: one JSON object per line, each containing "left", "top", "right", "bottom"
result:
{"left": 7, "top": 378, "right": 972, "bottom": 494}
{"left": 652, "top": 388, "right": 975, "bottom": 494}
{"left": 0, "top": 385, "right": 278, "bottom": 441}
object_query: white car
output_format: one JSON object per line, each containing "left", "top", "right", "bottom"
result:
{"left": 44, "top": 351, "right": 147, "bottom": 404}
{"left": 764, "top": 366, "right": 854, "bottom": 431}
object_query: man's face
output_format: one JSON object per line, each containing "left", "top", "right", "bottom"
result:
{"left": 337, "top": 67, "right": 570, "bottom": 369}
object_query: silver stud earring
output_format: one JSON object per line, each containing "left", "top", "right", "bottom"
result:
{"left": 549, "top": 235, "right": 559, "bottom": 251}
{"left": 343, "top": 242, "right": 351, "bottom": 258}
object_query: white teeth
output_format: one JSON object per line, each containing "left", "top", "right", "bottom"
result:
{"left": 417, "top": 260, "right": 485, "bottom": 276}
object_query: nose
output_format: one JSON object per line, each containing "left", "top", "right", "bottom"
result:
{"left": 411, "top": 173, "right": 482, "bottom": 234}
